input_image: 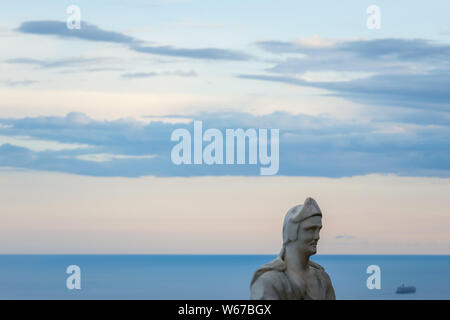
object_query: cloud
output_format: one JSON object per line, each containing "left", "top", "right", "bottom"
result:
{"left": 2, "top": 80, "right": 38, "bottom": 87}
{"left": 257, "top": 38, "right": 450, "bottom": 71}
{"left": 0, "top": 111, "right": 449, "bottom": 178}
{"left": 131, "top": 45, "right": 250, "bottom": 61}
{"left": 239, "top": 38, "right": 450, "bottom": 113}
{"left": 68, "top": 153, "right": 157, "bottom": 162}
{"left": 16, "top": 20, "right": 251, "bottom": 61}
{"left": 5, "top": 57, "right": 119, "bottom": 69}
{"left": 335, "top": 235, "right": 355, "bottom": 239}
{"left": 16, "top": 20, "right": 138, "bottom": 44}
{"left": 163, "top": 70, "right": 198, "bottom": 77}
{"left": 121, "top": 70, "right": 198, "bottom": 78}
{"left": 57, "top": 67, "right": 125, "bottom": 74}
{"left": 339, "top": 38, "right": 450, "bottom": 61}
{"left": 121, "top": 72, "right": 158, "bottom": 79}
{"left": 0, "top": 143, "right": 34, "bottom": 164}
{"left": 238, "top": 72, "right": 450, "bottom": 113}
{"left": 255, "top": 38, "right": 450, "bottom": 76}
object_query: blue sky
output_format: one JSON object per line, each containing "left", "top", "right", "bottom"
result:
{"left": 1, "top": 1, "right": 450, "bottom": 253}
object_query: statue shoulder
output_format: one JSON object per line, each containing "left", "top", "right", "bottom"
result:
{"left": 309, "top": 261, "right": 333, "bottom": 280}
{"left": 250, "top": 270, "right": 289, "bottom": 300}
{"left": 308, "top": 260, "right": 325, "bottom": 271}
{"left": 309, "top": 261, "right": 333, "bottom": 284}
{"left": 309, "top": 261, "right": 336, "bottom": 299}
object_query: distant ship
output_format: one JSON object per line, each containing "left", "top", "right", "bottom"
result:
{"left": 396, "top": 284, "right": 416, "bottom": 294}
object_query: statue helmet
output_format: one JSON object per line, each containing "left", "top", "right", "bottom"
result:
{"left": 282, "top": 197, "right": 322, "bottom": 246}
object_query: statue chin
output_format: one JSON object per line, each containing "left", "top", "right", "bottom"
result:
{"left": 302, "top": 244, "right": 317, "bottom": 256}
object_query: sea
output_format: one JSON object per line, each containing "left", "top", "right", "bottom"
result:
{"left": 0, "top": 255, "right": 449, "bottom": 300}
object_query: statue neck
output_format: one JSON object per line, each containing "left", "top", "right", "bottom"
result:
{"left": 284, "top": 246, "right": 310, "bottom": 274}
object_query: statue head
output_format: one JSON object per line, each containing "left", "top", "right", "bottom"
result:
{"left": 250, "top": 197, "right": 336, "bottom": 300}
{"left": 281, "top": 197, "right": 322, "bottom": 258}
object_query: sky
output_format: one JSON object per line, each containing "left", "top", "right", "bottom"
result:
{"left": 0, "top": 0, "right": 449, "bottom": 254}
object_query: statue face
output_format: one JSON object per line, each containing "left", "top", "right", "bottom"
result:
{"left": 297, "top": 215, "right": 322, "bottom": 256}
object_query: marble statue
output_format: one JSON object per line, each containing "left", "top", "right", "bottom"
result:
{"left": 250, "top": 197, "right": 336, "bottom": 300}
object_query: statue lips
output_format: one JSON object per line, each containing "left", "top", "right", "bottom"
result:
{"left": 309, "top": 241, "right": 318, "bottom": 251}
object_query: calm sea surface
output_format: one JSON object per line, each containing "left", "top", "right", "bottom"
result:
{"left": 0, "top": 255, "right": 448, "bottom": 299}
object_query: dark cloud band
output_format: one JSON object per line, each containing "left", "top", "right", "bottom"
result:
{"left": 0, "top": 111, "right": 448, "bottom": 178}
{"left": 16, "top": 20, "right": 250, "bottom": 61}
